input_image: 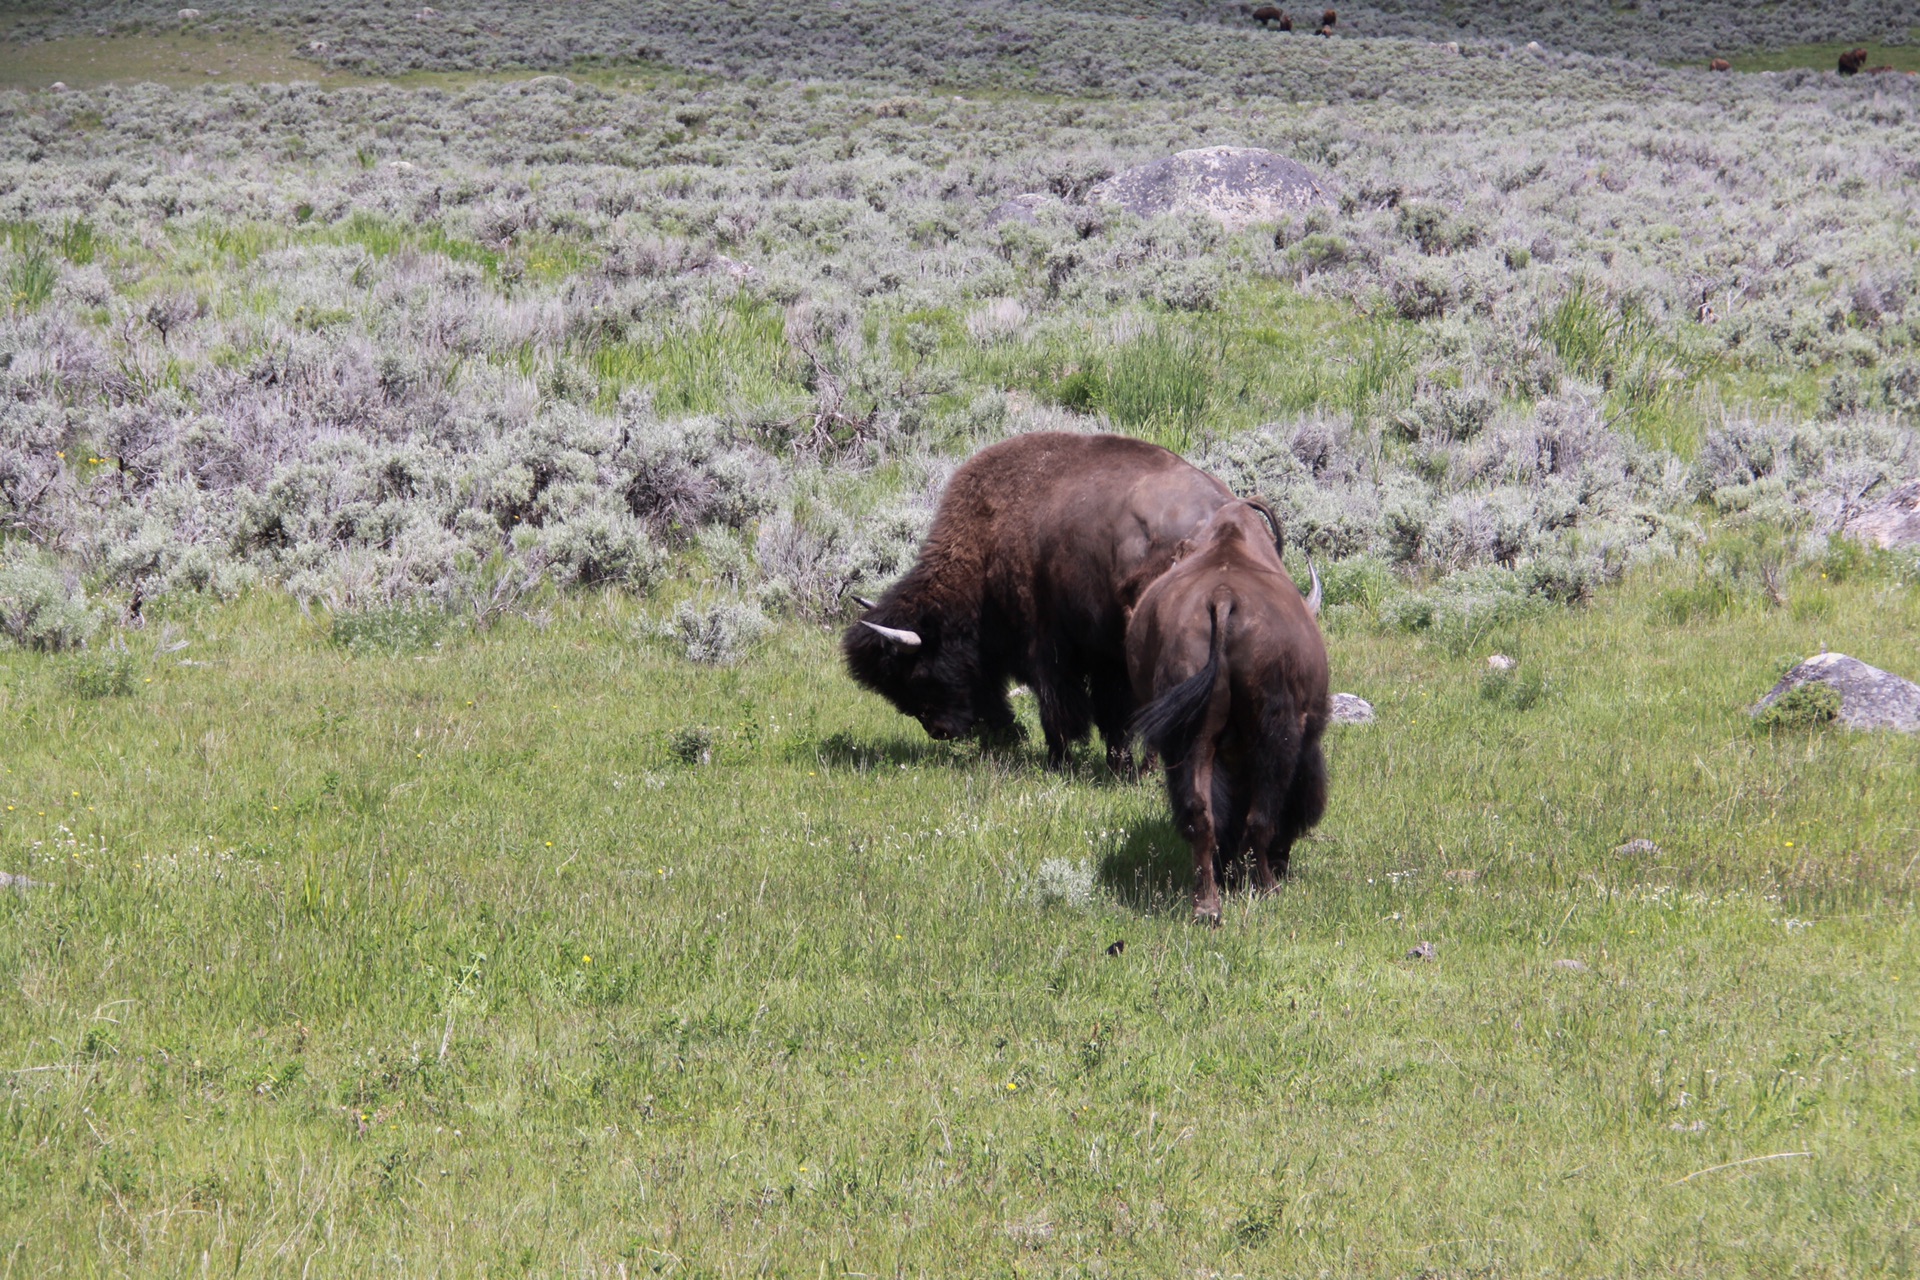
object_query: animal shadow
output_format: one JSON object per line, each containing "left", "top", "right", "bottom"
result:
{"left": 794, "top": 730, "right": 977, "bottom": 771}
{"left": 798, "top": 727, "right": 1144, "bottom": 781}
{"left": 1097, "top": 815, "right": 1195, "bottom": 915}
{"left": 1097, "top": 815, "right": 1297, "bottom": 916}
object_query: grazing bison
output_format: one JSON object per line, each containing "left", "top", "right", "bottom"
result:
{"left": 1128, "top": 500, "right": 1328, "bottom": 924}
{"left": 1320, "top": 8, "right": 1336, "bottom": 30}
{"left": 1838, "top": 48, "right": 1868, "bottom": 75}
{"left": 845, "top": 432, "right": 1234, "bottom": 770}
{"left": 1251, "top": 5, "right": 1291, "bottom": 29}
{"left": 1709, "top": 58, "right": 1731, "bottom": 71}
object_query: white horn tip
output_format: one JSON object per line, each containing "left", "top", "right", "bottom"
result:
{"left": 860, "top": 619, "right": 923, "bottom": 650}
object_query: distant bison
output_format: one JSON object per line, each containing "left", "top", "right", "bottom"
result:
{"left": 1838, "top": 48, "right": 1868, "bottom": 75}
{"left": 1709, "top": 58, "right": 1731, "bottom": 72}
{"left": 1128, "top": 500, "right": 1329, "bottom": 924}
{"left": 1321, "top": 8, "right": 1337, "bottom": 28}
{"left": 1252, "top": 5, "right": 1291, "bottom": 29}
{"left": 1865, "top": 65, "right": 1898, "bottom": 75}
{"left": 845, "top": 433, "right": 1234, "bottom": 770}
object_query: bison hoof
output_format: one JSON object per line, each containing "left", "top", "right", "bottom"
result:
{"left": 1194, "top": 900, "right": 1223, "bottom": 927}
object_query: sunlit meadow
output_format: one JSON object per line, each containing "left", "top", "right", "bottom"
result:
{"left": 3, "top": 1, "right": 1920, "bottom": 1274}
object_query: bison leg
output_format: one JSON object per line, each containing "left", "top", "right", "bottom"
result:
{"left": 1030, "top": 660, "right": 1094, "bottom": 770}
{"left": 974, "top": 682, "right": 1022, "bottom": 749}
{"left": 1257, "top": 731, "right": 1328, "bottom": 885}
{"left": 1090, "top": 661, "right": 1142, "bottom": 777}
{"left": 1170, "top": 749, "right": 1225, "bottom": 925}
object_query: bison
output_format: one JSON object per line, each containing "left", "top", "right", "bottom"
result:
{"left": 1251, "top": 5, "right": 1291, "bottom": 29}
{"left": 844, "top": 432, "right": 1234, "bottom": 770}
{"left": 1838, "top": 48, "right": 1868, "bottom": 75}
{"left": 1709, "top": 58, "right": 1731, "bottom": 72}
{"left": 1127, "top": 500, "right": 1328, "bottom": 924}
{"left": 1321, "top": 8, "right": 1336, "bottom": 28}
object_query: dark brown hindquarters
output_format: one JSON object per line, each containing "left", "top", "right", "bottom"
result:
{"left": 1128, "top": 505, "right": 1329, "bottom": 923}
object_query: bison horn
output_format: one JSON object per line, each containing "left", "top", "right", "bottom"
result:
{"left": 860, "top": 620, "right": 923, "bottom": 650}
{"left": 851, "top": 595, "right": 877, "bottom": 610}
{"left": 1304, "top": 561, "right": 1323, "bottom": 616}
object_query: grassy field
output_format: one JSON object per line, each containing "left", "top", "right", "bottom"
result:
{"left": 3, "top": 559, "right": 1917, "bottom": 1275}
{"left": 3, "top": 10, "right": 1919, "bottom": 1274}
{"left": 1727, "top": 35, "right": 1920, "bottom": 74}
{"left": 0, "top": 30, "right": 357, "bottom": 92}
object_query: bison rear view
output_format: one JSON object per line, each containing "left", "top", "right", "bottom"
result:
{"left": 1127, "top": 499, "right": 1330, "bottom": 924}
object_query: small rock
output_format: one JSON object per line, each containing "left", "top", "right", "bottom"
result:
{"left": 309, "top": 40, "right": 330, "bottom": 51}
{"left": 984, "top": 193, "right": 1061, "bottom": 228}
{"left": 1406, "top": 941, "right": 1437, "bottom": 961}
{"left": 1753, "top": 652, "right": 1920, "bottom": 732}
{"left": 49, "top": 81, "right": 69, "bottom": 93}
{"left": 1441, "top": 41, "right": 1461, "bottom": 55}
{"left": 1486, "top": 654, "right": 1516, "bottom": 671}
{"left": 1087, "top": 146, "right": 1335, "bottom": 231}
{"left": 177, "top": 8, "right": 201, "bottom": 19}
{"left": 387, "top": 160, "right": 414, "bottom": 171}
{"left": 1553, "top": 958, "right": 1588, "bottom": 972}
{"left": 1330, "top": 693, "right": 1374, "bottom": 724}
{"left": 697, "top": 253, "right": 755, "bottom": 280}
{"left": 1614, "top": 838, "right": 1660, "bottom": 858}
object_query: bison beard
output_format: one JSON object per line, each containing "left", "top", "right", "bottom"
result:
{"left": 1127, "top": 502, "right": 1328, "bottom": 924}
{"left": 843, "top": 433, "right": 1234, "bottom": 770}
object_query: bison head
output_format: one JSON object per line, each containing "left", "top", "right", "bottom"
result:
{"left": 842, "top": 604, "right": 1000, "bottom": 742}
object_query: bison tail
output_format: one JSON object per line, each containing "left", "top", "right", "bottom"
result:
{"left": 1132, "top": 594, "right": 1233, "bottom": 763}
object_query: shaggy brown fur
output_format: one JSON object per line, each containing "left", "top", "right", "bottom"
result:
{"left": 1838, "top": 48, "right": 1868, "bottom": 75}
{"left": 844, "top": 433, "right": 1233, "bottom": 770}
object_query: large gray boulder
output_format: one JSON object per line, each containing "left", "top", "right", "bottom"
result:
{"left": 1846, "top": 481, "right": 1920, "bottom": 551}
{"left": 1087, "top": 147, "right": 1335, "bottom": 230}
{"left": 1752, "top": 652, "right": 1920, "bottom": 731}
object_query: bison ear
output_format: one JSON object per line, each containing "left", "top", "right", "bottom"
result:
{"left": 861, "top": 620, "right": 924, "bottom": 650}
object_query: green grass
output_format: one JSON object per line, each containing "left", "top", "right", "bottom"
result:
{"left": 1726, "top": 34, "right": 1920, "bottom": 74}
{"left": 0, "top": 30, "right": 699, "bottom": 94}
{"left": 585, "top": 295, "right": 803, "bottom": 416}
{"left": 2, "top": 563, "right": 1917, "bottom": 1274}
{"left": 1538, "top": 276, "right": 1709, "bottom": 455}
{"left": 0, "top": 30, "right": 374, "bottom": 92}
{"left": 971, "top": 283, "right": 1423, "bottom": 447}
